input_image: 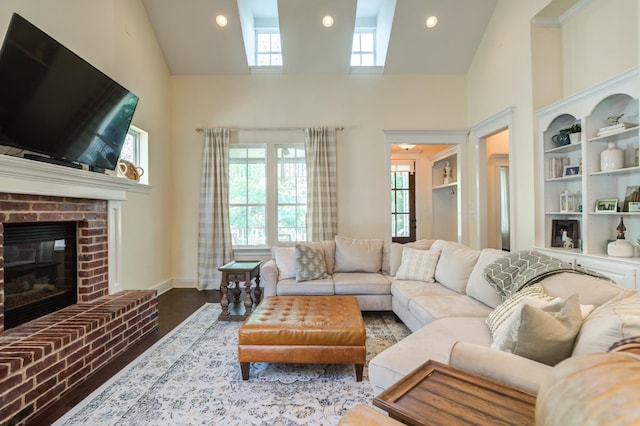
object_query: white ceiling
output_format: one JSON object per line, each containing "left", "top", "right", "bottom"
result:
{"left": 142, "top": 0, "right": 498, "bottom": 75}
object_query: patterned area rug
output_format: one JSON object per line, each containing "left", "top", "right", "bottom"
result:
{"left": 54, "top": 303, "right": 410, "bottom": 425}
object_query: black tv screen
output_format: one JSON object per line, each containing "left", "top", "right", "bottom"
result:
{"left": 0, "top": 13, "right": 138, "bottom": 171}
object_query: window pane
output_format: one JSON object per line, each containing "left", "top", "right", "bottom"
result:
{"left": 257, "top": 33, "right": 271, "bottom": 52}
{"left": 361, "top": 54, "right": 374, "bottom": 66}
{"left": 230, "top": 206, "right": 247, "bottom": 246}
{"left": 257, "top": 54, "right": 271, "bottom": 66}
{"left": 247, "top": 163, "right": 265, "bottom": 204}
{"left": 361, "top": 33, "right": 374, "bottom": 52}
{"left": 271, "top": 54, "right": 283, "bottom": 66}
{"left": 271, "top": 34, "right": 281, "bottom": 52}
{"left": 352, "top": 34, "right": 360, "bottom": 51}
{"left": 229, "top": 164, "right": 247, "bottom": 204}
{"left": 351, "top": 54, "right": 360, "bottom": 66}
{"left": 247, "top": 206, "right": 265, "bottom": 245}
{"left": 278, "top": 205, "right": 296, "bottom": 228}
{"left": 395, "top": 214, "right": 409, "bottom": 237}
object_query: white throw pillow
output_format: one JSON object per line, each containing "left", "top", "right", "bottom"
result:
{"left": 334, "top": 235, "right": 384, "bottom": 273}
{"left": 465, "top": 248, "right": 508, "bottom": 309}
{"left": 395, "top": 247, "right": 441, "bottom": 282}
{"left": 485, "top": 284, "right": 551, "bottom": 337}
{"left": 388, "top": 240, "right": 435, "bottom": 277}
{"left": 273, "top": 246, "right": 296, "bottom": 280}
{"left": 434, "top": 242, "right": 480, "bottom": 293}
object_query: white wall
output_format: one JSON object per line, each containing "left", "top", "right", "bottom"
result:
{"left": 170, "top": 75, "right": 467, "bottom": 282}
{"left": 0, "top": 0, "right": 173, "bottom": 291}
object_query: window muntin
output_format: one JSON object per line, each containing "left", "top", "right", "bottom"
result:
{"left": 256, "top": 30, "right": 282, "bottom": 66}
{"left": 351, "top": 29, "right": 375, "bottom": 66}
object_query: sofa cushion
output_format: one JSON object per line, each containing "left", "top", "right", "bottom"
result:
{"left": 572, "top": 292, "right": 640, "bottom": 356}
{"left": 388, "top": 239, "right": 436, "bottom": 277}
{"left": 408, "top": 294, "right": 493, "bottom": 324}
{"left": 390, "top": 278, "right": 459, "bottom": 308}
{"left": 493, "top": 294, "right": 583, "bottom": 366}
{"left": 369, "top": 317, "right": 492, "bottom": 391}
{"left": 466, "top": 248, "right": 507, "bottom": 308}
{"left": 276, "top": 277, "right": 335, "bottom": 295}
{"left": 333, "top": 272, "right": 391, "bottom": 295}
{"left": 434, "top": 242, "right": 480, "bottom": 294}
{"left": 485, "top": 284, "right": 551, "bottom": 337}
{"left": 295, "top": 244, "right": 328, "bottom": 282}
{"left": 273, "top": 246, "right": 296, "bottom": 279}
{"left": 334, "top": 236, "right": 384, "bottom": 273}
{"left": 395, "top": 247, "right": 440, "bottom": 282}
{"left": 540, "top": 272, "right": 631, "bottom": 307}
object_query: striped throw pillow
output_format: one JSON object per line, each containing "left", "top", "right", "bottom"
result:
{"left": 485, "top": 284, "right": 553, "bottom": 337}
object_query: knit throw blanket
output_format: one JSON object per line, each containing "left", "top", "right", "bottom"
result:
{"left": 483, "top": 250, "right": 614, "bottom": 300}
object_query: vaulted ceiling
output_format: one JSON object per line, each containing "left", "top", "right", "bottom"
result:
{"left": 142, "top": 0, "right": 499, "bottom": 75}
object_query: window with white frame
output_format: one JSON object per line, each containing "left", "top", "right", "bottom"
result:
{"left": 229, "top": 143, "right": 306, "bottom": 248}
{"left": 351, "top": 29, "right": 375, "bottom": 66}
{"left": 119, "top": 124, "right": 148, "bottom": 185}
{"left": 256, "top": 29, "right": 282, "bottom": 66}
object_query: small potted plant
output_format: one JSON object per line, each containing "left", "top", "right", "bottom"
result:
{"left": 569, "top": 122, "right": 581, "bottom": 144}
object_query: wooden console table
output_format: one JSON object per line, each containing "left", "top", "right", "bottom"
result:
{"left": 373, "top": 360, "right": 535, "bottom": 425}
{"left": 218, "top": 260, "right": 262, "bottom": 321}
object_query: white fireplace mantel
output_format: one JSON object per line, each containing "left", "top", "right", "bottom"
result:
{"left": 0, "top": 154, "right": 152, "bottom": 295}
{"left": 0, "top": 154, "right": 151, "bottom": 200}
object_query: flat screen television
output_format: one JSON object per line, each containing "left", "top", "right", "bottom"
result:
{"left": 0, "top": 13, "right": 139, "bottom": 171}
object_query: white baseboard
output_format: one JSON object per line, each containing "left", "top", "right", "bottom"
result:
{"left": 171, "top": 278, "right": 199, "bottom": 289}
{"left": 151, "top": 279, "right": 174, "bottom": 296}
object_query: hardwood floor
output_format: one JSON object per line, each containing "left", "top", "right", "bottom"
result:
{"left": 27, "top": 288, "right": 220, "bottom": 426}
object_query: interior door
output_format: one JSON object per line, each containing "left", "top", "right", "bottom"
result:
{"left": 391, "top": 170, "right": 416, "bottom": 243}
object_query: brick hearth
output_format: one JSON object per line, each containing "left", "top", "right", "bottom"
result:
{"left": 0, "top": 193, "right": 158, "bottom": 425}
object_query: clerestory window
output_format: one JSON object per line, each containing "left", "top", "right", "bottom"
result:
{"left": 256, "top": 30, "right": 282, "bottom": 66}
{"left": 351, "top": 29, "right": 375, "bottom": 66}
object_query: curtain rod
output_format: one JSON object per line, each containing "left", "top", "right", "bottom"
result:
{"left": 195, "top": 126, "right": 343, "bottom": 132}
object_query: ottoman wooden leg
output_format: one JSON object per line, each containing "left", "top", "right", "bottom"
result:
{"left": 355, "top": 364, "right": 364, "bottom": 382}
{"left": 241, "top": 362, "right": 250, "bottom": 380}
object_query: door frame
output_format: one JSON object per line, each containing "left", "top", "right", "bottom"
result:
{"left": 469, "top": 107, "right": 515, "bottom": 250}
{"left": 383, "top": 130, "right": 467, "bottom": 246}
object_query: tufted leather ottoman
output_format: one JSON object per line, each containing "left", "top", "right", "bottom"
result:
{"left": 238, "top": 296, "right": 366, "bottom": 381}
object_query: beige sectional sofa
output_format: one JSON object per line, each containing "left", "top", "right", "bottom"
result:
{"left": 261, "top": 236, "right": 640, "bottom": 395}
{"left": 370, "top": 240, "right": 640, "bottom": 394}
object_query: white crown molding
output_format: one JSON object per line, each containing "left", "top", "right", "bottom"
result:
{"left": 559, "top": 0, "right": 595, "bottom": 25}
{"left": 0, "top": 154, "right": 151, "bottom": 200}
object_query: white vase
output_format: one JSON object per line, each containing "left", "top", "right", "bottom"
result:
{"left": 600, "top": 142, "right": 624, "bottom": 171}
{"left": 569, "top": 132, "right": 581, "bottom": 144}
{"left": 607, "top": 239, "right": 634, "bottom": 258}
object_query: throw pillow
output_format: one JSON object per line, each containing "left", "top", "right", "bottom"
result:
{"left": 273, "top": 246, "right": 296, "bottom": 279}
{"left": 485, "top": 284, "right": 552, "bottom": 337}
{"left": 334, "top": 236, "right": 384, "bottom": 273}
{"left": 395, "top": 247, "right": 440, "bottom": 282}
{"left": 295, "top": 244, "right": 327, "bottom": 282}
{"left": 512, "top": 294, "right": 583, "bottom": 366}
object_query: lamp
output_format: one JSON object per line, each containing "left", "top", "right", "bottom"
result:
{"left": 322, "top": 16, "right": 334, "bottom": 28}
{"left": 398, "top": 144, "right": 416, "bottom": 151}
{"left": 215, "top": 15, "right": 228, "bottom": 27}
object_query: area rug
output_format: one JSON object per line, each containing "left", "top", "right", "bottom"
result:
{"left": 54, "top": 303, "right": 410, "bottom": 425}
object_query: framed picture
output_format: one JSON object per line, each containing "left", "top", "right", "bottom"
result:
{"left": 551, "top": 219, "right": 580, "bottom": 248}
{"left": 595, "top": 199, "right": 618, "bottom": 212}
{"left": 562, "top": 165, "right": 580, "bottom": 177}
{"left": 623, "top": 186, "right": 640, "bottom": 212}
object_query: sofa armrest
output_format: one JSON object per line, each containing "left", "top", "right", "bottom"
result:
{"left": 450, "top": 341, "right": 552, "bottom": 393}
{"left": 261, "top": 259, "right": 278, "bottom": 297}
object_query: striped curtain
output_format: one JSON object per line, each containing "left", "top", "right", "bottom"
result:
{"left": 197, "top": 128, "right": 233, "bottom": 290}
{"left": 304, "top": 127, "right": 338, "bottom": 241}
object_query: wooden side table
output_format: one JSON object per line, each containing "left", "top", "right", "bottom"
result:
{"left": 373, "top": 360, "right": 535, "bottom": 426}
{"left": 218, "top": 260, "right": 262, "bottom": 321}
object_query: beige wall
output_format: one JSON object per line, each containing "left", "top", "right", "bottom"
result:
{"left": 0, "top": 0, "right": 173, "bottom": 290}
{"left": 170, "top": 75, "right": 467, "bottom": 282}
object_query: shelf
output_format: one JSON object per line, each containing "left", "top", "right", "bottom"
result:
{"left": 545, "top": 175, "right": 582, "bottom": 183}
{"left": 588, "top": 125, "right": 639, "bottom": 143}
{"left": 588, "top": 166, "right": 640, "bottom": 177}
{"left": 432, "top": 182, "right": 457, "bottom": 190}
{"left": 589, "top": 211, "right": 640, "bottom": 216}
{"left": 544, "top": 143, "right": 582, "bottom": 154}
{"left": 545, "top": 211, "right": 582, "bottom": 216}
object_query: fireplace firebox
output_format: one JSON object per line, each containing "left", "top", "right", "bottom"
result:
{"left": 3, "top": 221, "right": 77, "bottom": 329}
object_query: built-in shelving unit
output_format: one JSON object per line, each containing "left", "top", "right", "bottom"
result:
{"left": 536, "top": 69, "right": 640, "bottom": 289}
{"left": 431, "top": 146, "right": 459, "bottom": 241}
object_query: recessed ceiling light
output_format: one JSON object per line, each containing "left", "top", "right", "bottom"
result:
{"left": 215, "top": 14, "right": 228, "bottom": 27}
{"left": 425, "top": 15, "right": 438, "bottom": 28}
{"left": 322, "top": 15, "right": 334, "bottom": 28}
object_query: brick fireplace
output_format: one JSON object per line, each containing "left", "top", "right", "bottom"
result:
{"left": 0, "top": 183, "right": 157, "bottom": 424}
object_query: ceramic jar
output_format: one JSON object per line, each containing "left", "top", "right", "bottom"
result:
{"left": 600, "top": 142, "right": 623, "bottom": 171}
